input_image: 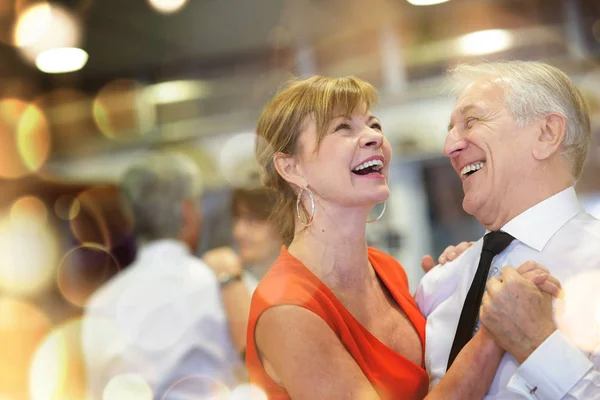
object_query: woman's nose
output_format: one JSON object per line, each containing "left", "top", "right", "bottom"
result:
{"left": 359, "top": 128, "right": 383, "bottom": 148}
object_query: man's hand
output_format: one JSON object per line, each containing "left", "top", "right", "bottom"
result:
{"left": 202, "top": 246, "right": 243, "bottom": 277}
{"left": 421, "top": 241, "right": 474, "bottom": 273}
{"left": 516, "top": 260, "right": 563, "bottom": 298}
{"left": 480, "top": 263, "right": 558, "bottom": 363}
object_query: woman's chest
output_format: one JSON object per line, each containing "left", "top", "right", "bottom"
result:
{"left": 340, "top": 292, "right": 423, "bottom": 367}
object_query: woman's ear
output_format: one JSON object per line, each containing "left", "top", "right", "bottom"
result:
{"left": 273, "top": 152, "right": 306, "bottom": 189}
{"left": 533, "top": 113, "right": 566, "bottom": 161}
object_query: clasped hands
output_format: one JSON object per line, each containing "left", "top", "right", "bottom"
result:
{"left": 423, "top": 244, "right": 561, "bottom": 365}
{"left": 480, "top": 261, "right": 561, "bottom": 363}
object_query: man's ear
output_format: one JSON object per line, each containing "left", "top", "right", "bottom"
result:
{"left": 273, "top": 152, "right": 306, "bottom": 189}
{"left": 533, "top": 113, "right": 566, "bottom": 161}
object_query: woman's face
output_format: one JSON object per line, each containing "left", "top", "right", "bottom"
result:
{"left": 295, "top": 107, "right": 392, "bottom": 210}
{"left": 233, "top": 205, "right": 281, "bottom": 266}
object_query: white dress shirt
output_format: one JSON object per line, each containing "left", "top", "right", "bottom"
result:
{"left": 82, "top": 239, "right": 258, "bottom": 399}
{"left": 416, "top": 187, "right": 600, "bottom": 399}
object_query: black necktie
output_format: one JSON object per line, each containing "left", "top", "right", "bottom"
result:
{"left": 446, "top": 231, "right": 514, "bottom": 369}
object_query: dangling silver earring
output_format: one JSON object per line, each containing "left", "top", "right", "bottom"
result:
{"left": 296, "top": 186, "right": 315, "bottom": 227}
{"left": 367, "top": 201, "right": 386, "bottom": 223}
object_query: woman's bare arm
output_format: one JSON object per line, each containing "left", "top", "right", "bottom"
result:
{"left": 255, "top": 305, "right": 380, "bottom": 400}
{"left": 426, "top": 327, "right": 503, "bottom": 399}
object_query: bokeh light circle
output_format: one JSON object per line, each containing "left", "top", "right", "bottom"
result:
{"left": 54, "top": 194, "right": 81, "bottom": 221}
{"left": 10, "top": 196, "right": 47, "bottom": 222}
{"left": 229, "top": 384, "right": 268, "bottom": 400}
{"left": 0, "top": 98, "right": 51, "bottom": 179}
{"left": 69, "top": 188, "right": 111, "bottom": 247}
{"left": 554, "top": 270, "right": 600, "bottom": 352}
{"left": 79, "top": 316, "right": 129, "bottom": 396}
{"left": 103, "top": 374, "right": 153, "bottom": 400}
{"left": 0, "top": 208, "right": 59, "bottom": 296}
{"left": 0, "top": 298, "right": 51, "bottom": 399}
{"left": 15, "top": 0, "right": 48, "bottom": 16}
{"left": 92, "top": 79, "right": 156, "bottom": 141}
{"left": 13, "top": 3, "right": 81, "bottom": 64}
{"left": 218, "top": 133, "right": 261, "bottom": 186}
{"left": 69, "top": 185, "right": 135, "bottom": 249}
{"left": 35, "top": 88, "right": 99, "bottom": 149}
{"left": 160, "top": 375, "right": 230, "bottom": 400}
{"left": 57, "top": 243, "right": 120, "bottom": 308}
{"left": 13, "top": 3, "right": 52, "bottom": 47}
{"left": 29, "top": 319, "right": 88, "bottom": 400}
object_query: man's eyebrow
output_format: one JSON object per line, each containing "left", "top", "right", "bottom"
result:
{"left": 448, "top": 104, "right": 482, "bottom": 132}
{"left": 460, "top": 104, "right": 481, "bottom": 115}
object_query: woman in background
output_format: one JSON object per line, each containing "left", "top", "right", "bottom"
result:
{"left": 202, "top": 185, "right": 282, "bottom": 359}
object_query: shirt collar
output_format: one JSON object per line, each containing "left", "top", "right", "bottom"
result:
{"left": 500, "top": 187, "right": 583, "bottom": 252}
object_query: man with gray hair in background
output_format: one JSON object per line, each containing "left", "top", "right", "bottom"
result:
{"left": 416, "top": 61, "right": 599, "bottom": 399}
{"left": 82, "top": 152, "right": 252, "bottom": 399}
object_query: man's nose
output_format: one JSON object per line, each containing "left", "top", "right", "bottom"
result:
{"left": 443, "top": 128, "right": 468, "bottom": 158}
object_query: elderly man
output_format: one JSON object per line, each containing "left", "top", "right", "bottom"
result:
{"left": 82, "top": 153, "right": 257, "bottom": 399}
{"left": 417, "top": 61, "right": 600, "bottom": 399}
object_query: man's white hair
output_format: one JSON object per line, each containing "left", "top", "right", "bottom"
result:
{"left": 121, "top": 152, "right": 203, "bottom": 241}
{"left": 448, "top": 61, "right": 591, "bottom": 180}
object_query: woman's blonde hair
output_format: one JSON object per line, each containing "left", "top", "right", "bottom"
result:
{"left": 255, "top": 75, "right": 378, "bottom": 245}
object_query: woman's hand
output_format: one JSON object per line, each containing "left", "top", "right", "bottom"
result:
{"left": 515, "top": 260, "right": 562, "bottom": 298}
{"left": 202, "top": 246, "right": 244, "bottom": 278}
{"left": 421, "top": 241, "right": 475, "bottom": 273}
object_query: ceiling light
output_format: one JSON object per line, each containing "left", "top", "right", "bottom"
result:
{"left": 13, "top": 3, "right": 52, "bottom": 47}
{"left": 35, "top": 47, "right": 88, "bottom": 74}
{"left": 405, "top": 0, "right": 450, "bottom": 5}
{"left": 458, "top": 29, "right": 512, "bottom": 56}
{"left": 14, "top": 3, "right": 82, "bottom": 63}
{"left": 147, "top": 0, "right": 188, "bottom": 14}
{"left": 147, "top": 80, "right": 210, "bottom": 105}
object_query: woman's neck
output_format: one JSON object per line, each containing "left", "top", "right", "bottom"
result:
{"left": 287, "top": 205, "right": 376, "bottom": 290}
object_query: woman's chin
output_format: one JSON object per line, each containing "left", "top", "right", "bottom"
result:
{"left": 371, "top": 188, "right": 390, "bottom": 203}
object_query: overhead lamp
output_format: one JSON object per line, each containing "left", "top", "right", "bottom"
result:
{"left": 458, "top": 29, "right": 512, "bottom": 56}
{"left": 35, "top": 47, "right": 88, "bottom": 74}
{"left": 406, "top": 0, "right": 450, "bottom": 5}
{"left": 147, "top": 80, "right": 210, "bottom": 105}
{"left": 14, "top": 3, "right": 82, "bottom": 63}
{"left": 147, "top": 0, "right": 188, "bottom": 14}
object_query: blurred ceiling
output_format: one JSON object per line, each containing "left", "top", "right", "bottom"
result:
{"left": 0, "top": 0, "right": 598, "bottom": 162}
{"left": 0, "top": 0, "right": 595, "bottom": 84}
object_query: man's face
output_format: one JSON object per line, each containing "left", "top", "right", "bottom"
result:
{"left": 444, "top": 77, "right": 537, "bottom": 226}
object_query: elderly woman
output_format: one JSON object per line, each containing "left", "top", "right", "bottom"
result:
{"left": 245, "top": 76, "right": 558, "bottom": 399}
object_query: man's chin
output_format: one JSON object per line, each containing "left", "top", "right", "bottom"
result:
{"left": 462, "top": 196, "right": 479, "bottom": 217}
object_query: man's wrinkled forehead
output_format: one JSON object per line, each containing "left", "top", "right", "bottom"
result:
{"left": 455, "top": 77, "right": 508, "bottom": 111}
{"left": 458, "top": 76, "right": 507, "bottom": 102}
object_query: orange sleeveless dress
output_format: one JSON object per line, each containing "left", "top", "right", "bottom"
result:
{"left": 246, "top": 246, "right": 429, "bottom": 400}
